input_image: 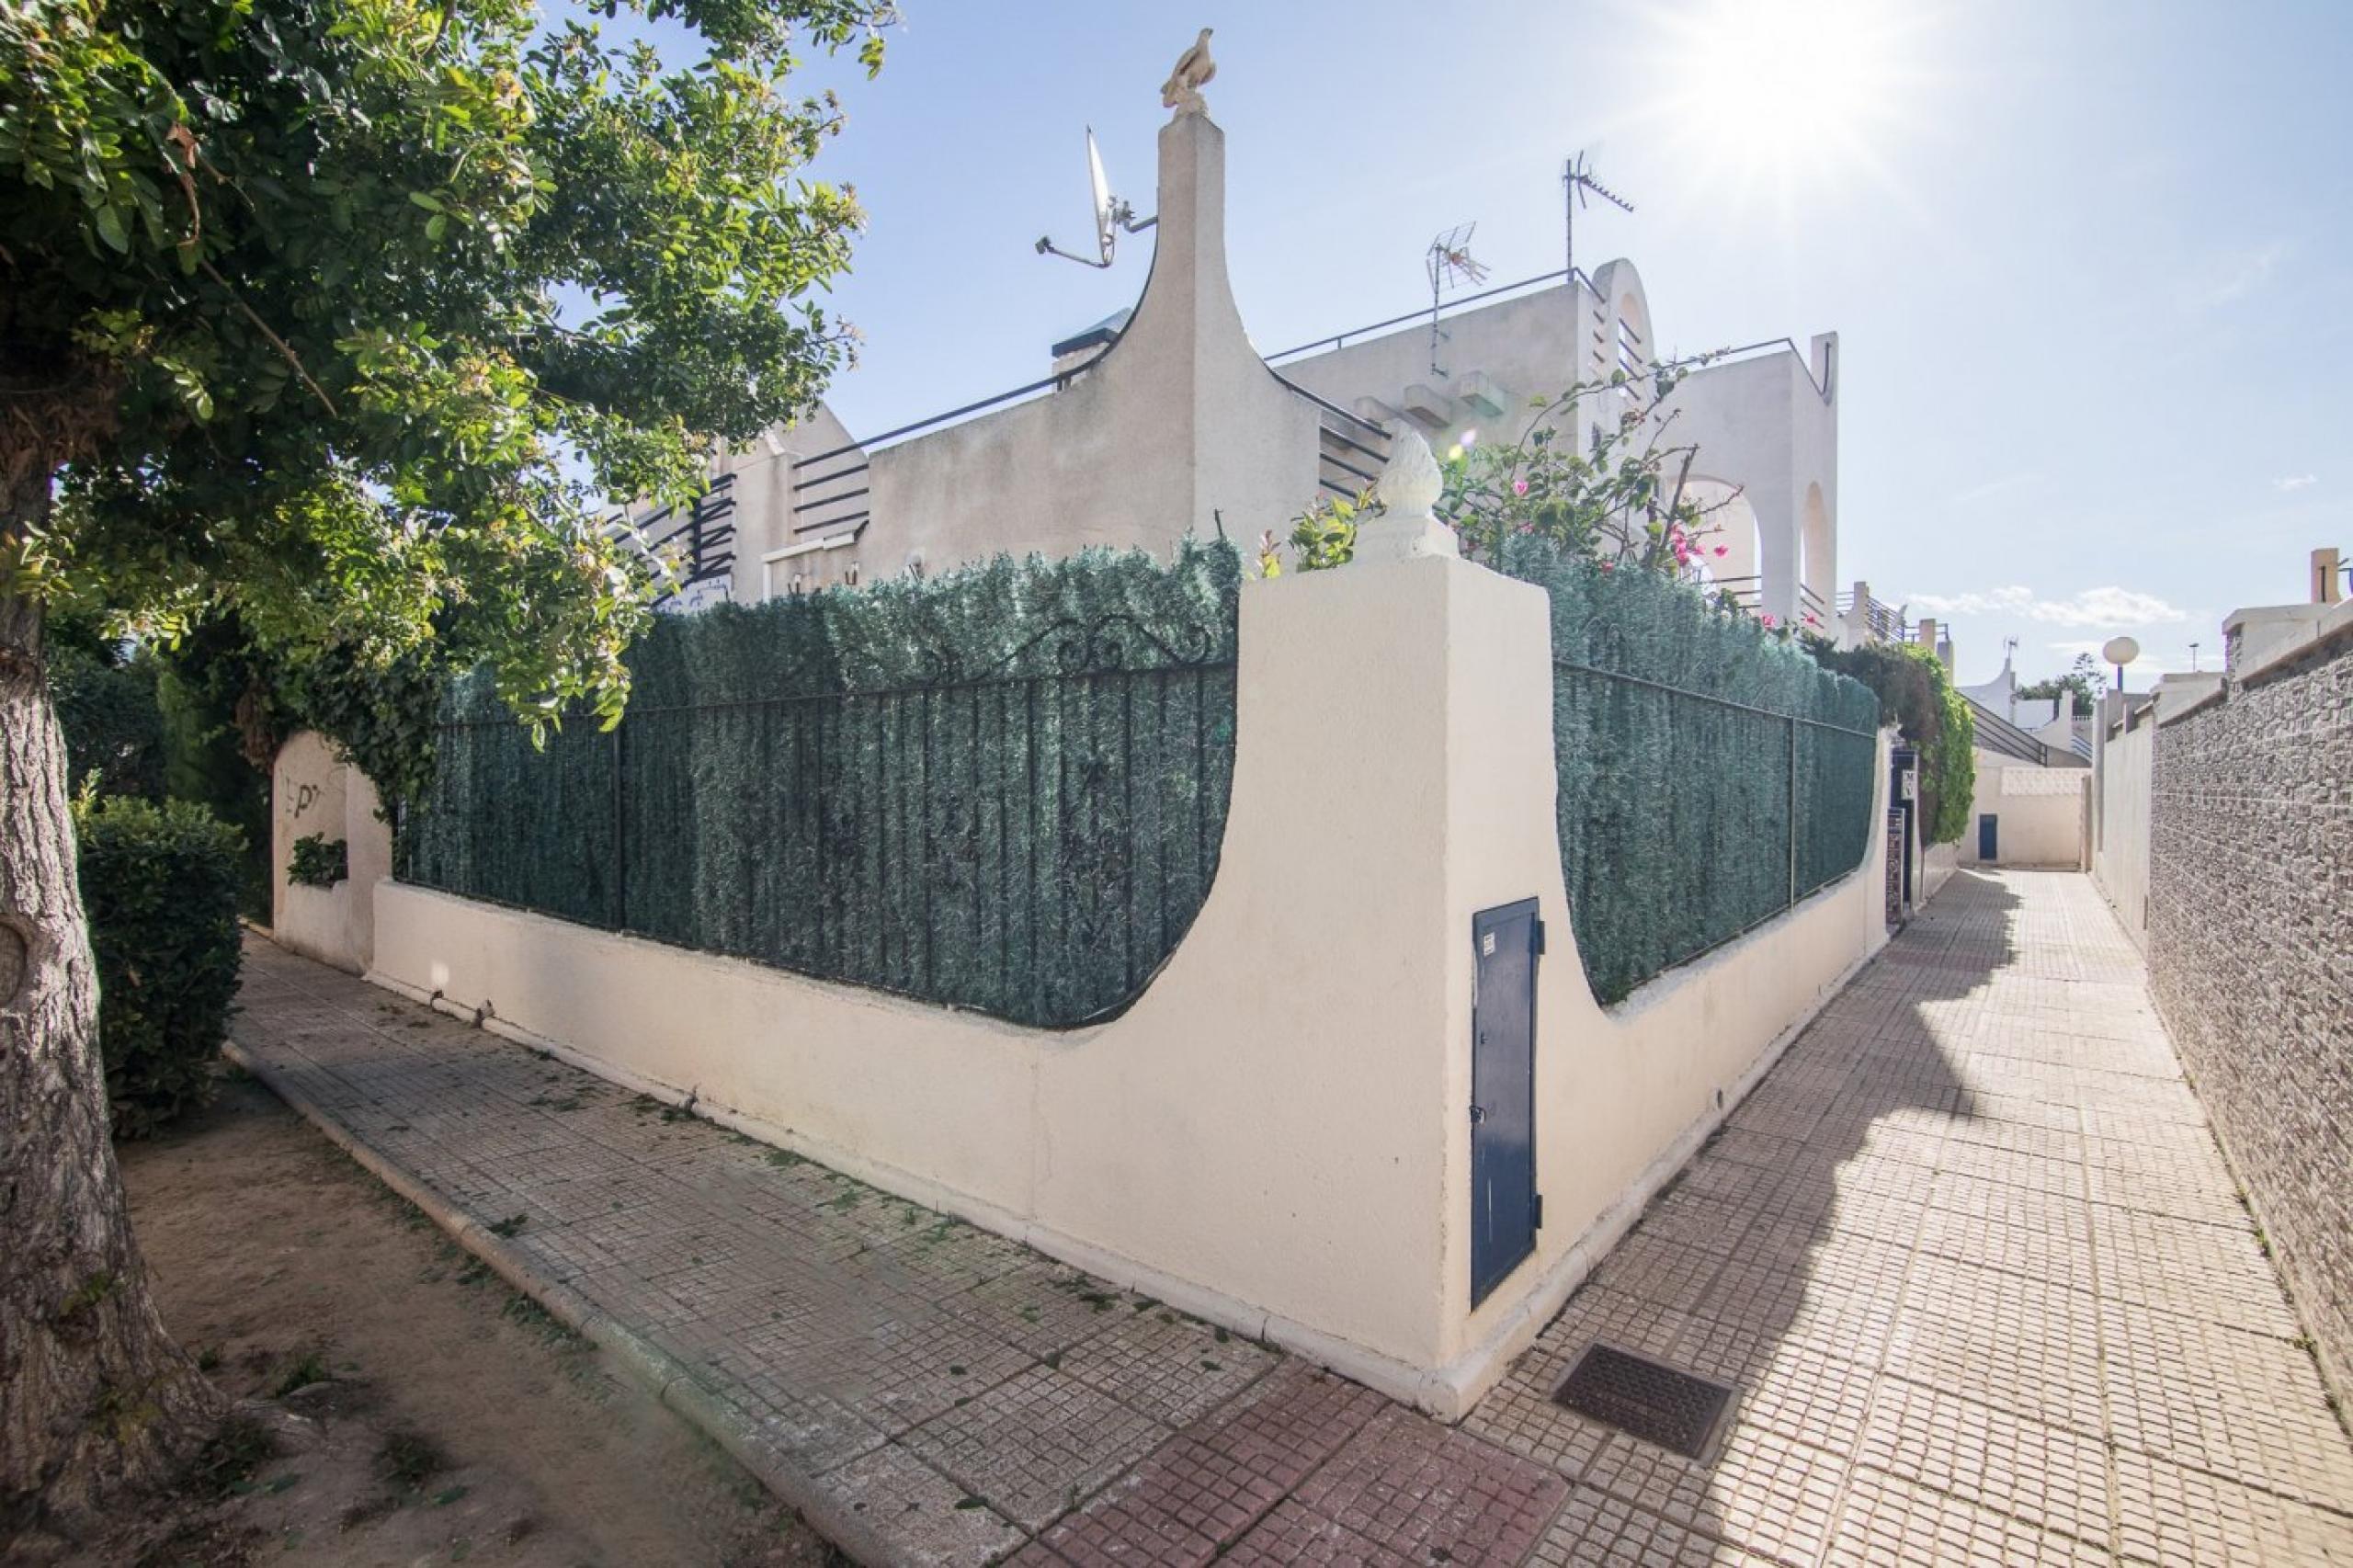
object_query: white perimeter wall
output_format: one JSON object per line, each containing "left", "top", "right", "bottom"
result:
{"left": 271, "top": 732, "right": 392, "bottom": 974}
{"left": 1960, "top": 750, "right": 2088, "bottom": 870}
{"left": 363, "top": 553, "right": 1891, "bottom": 1415}
{"left": 2094, "top": 710, "right": 2154, "bottom": 949}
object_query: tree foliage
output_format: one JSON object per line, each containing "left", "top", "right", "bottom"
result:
{"left": 2018, "top": 652, "right": 2099, "bottom": 719}
{"left": 3, "top": 0, "right": 892, "bottom": 728}
{"left": 0, "top": 0, "right": 888, "bottom": 1525}
{"left": 1803, "top": 637, "right": 1975, "bottom": 844}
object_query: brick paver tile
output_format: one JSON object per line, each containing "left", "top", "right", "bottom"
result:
{"left": 811, "top": 1442, "right": 1025, "bottom": 1567}
{"left": 2090, "top": 1203, "right": 2303, "bottom": 1338}
{"left": 1043, "top": 1362, "right": 1386, "bottom": 1565}
{"left": 1825, "top": 1464, "right": 2112, "bottom": 1567}
{"left": 2111, "top": 1445, "right": 2353, "bottom": 1565}
{"left": 2099, "top": 1298, "right": 2353, "bottom": 1506}
{"left": 1057, "top": 1308, "right": 1279, "bottom": 1428}
{"left": 1732, "top": 1341, "right": 1878, "bottom": 1457}
{"left": 773, "top": 1305, "right": 1037, "bottom": 1436}
{"left": 1220, "top": 1500, "right": 1412, "bottom": 1566}
{"left": 902, "top": 1365, "right": 1172, "bottom": 1533}
{"left": 1857, "top": 1376, "right": 2113, "bottom": 1550}
{"left": 1290, "top": 1405, "right": 1568, "bottom": 1566}
{"left": 944, "top": 1262, "right": 1131, "bottom": 1359}
{"left": 1529, "top": 1482, "right": 1776, "bottom": 1566}
{"left": 233, "top": 870, "right": 2353, "bottom": 1568}
{"left": 1883, "top": 1259, "right": 2107, "bottom": 1435}
{"left": 1577, "top": 1423, "right": 1848, "bottom": 1567}
{"left": 1914, "top": 1200, "right": 2094, "bottom": 1291}
{"left": 1594, "top": 1233, "right": 1732, "bottom": 1309}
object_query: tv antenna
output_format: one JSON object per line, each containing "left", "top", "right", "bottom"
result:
{"left": 1562, "top": 152, "right": 1633, "bottom": 284}
{"left": 1035, "top": 128, "right": 1155, "bottom": 268}
{"left": 1426, "top": 222, "right": 1490, "bottom": 377}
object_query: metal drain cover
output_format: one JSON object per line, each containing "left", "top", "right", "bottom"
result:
{"left": 1552, "top": 1343, "right": 1735, "bottom": 1459}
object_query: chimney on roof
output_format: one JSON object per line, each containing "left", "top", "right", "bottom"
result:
{"left": 2313, "top": 546, "right": 2343, "bottom": 606}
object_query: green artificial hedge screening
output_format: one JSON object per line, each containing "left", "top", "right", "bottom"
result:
{"left": 74, "top": 795, "right": 246, "bottom": 1137}
{"left": 404, "top": 542, "right": 1242, "bottom": 1027}
{"left": 1495, "top": 540, "right": 1883, "bottom": 1005}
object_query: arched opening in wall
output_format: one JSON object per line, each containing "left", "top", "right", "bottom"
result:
{"left": 1800, "top": 483, "right": 1833, "bottom": 633}
{"left": 1685, "top": 481, "right": 1761, "bottom": 611}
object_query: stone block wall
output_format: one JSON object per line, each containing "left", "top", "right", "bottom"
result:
{"left": 2147, "top": 627, "right": 2353, "bottom": 1396}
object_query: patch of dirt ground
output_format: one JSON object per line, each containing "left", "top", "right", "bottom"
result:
{"left": 58, "top": 1069, "right": 840, "bottom": 1568}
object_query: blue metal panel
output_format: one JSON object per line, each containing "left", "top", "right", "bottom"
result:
{"left": 1472, "top": 897, "right": 1542, "bottom": 1308}
{"left": 1979, "top": 813, "right": 1999, "bottom": 860}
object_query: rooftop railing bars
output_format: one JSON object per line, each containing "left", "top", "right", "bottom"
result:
{"left": 626, "top": 472, "right": 738, "bottom": 607}
{"left": 1836, "top": 590, "right": 1913, "bottom": 645}
{"left": 1964, "top": 696, "right": 2055, "bottom": 768}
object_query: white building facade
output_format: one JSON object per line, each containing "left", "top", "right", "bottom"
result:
{"left": 647, "top": 103, "right": 1850, "bottom": 640}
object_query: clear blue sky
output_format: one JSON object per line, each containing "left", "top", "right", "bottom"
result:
{"left": 758, "top": 0, "right": 2349, "bottom": 686}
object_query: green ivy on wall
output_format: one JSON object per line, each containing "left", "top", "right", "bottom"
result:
{"left": 1802, "top": 638, "right": 1974, "bottom": 845}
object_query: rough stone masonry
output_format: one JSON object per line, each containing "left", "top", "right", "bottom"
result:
{"left": 2148, "top": 622, "right": 2353, "bottom": 1400}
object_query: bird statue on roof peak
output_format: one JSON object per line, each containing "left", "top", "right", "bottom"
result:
{"left": 1160, "top": 28, "right": 1215, "bottom": 117}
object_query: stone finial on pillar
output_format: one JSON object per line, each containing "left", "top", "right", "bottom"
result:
{"left": 1353, "top": 427, "right": 1461, "bottom": 564}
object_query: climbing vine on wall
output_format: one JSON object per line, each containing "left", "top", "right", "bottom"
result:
{"left": 1802, "top": 637, "right": 1974, "bottom": 845}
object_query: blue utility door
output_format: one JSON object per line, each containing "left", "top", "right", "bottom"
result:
{"left": 1471, "top": 898, "right": 1543, "bottom": 1308}
{"left": 1979, "top": 813, "right": 1999, "bottom": 861}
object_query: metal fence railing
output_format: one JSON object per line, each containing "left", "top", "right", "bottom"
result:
{"left": 403, "top": 611, "right": 1239, "bottom": 1028}
{"left": 1965, "top": 696, "right": 2054, "bottom": 767}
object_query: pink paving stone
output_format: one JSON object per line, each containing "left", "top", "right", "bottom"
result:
{"left": 1285, "top": 1405, "right": 1570, "bottom": 1566}
{"left": 1042, "top": 1363, "right": 1386, "bottom": 1565}
{"left": 1220, "top": 1500, "right": 1413, "bottom": 1566}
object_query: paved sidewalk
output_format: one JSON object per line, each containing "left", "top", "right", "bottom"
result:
{"left": 230, "top": 870, "right": 2353, "bottom": 1564}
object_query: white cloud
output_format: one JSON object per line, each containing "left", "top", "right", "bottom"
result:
{"left": 1906, "top": 584, "right": 2188, "bottom": 629}
{"left": 2193, "top": 241, "right": 2287, "bottom": 308}
{"left": 2273, "top": 473, "right": 2318, "bottom": 493}
{"left": 1947, "top": 471, "right": 2040, "bottom": 507}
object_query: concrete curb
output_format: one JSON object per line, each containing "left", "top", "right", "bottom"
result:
{"left": 222, "top": 1035, "right": 904, "bottom": 1566}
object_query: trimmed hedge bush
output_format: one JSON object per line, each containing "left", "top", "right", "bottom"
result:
{"left": 73, "top": 796, "right": 246, "bottom": 1138}
{"left": 405, "top": 541, "right": 1243, "bottom": 1027}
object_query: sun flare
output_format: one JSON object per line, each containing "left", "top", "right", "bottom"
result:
{"left": 1643, "top": 0, "right": 1928, "bottom": 202}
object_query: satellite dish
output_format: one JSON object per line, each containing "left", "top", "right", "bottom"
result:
{"left": 1086, "top": 129, "right": 1116, "bottom": 265}
{"left": 2101, "top": 636, "right": 2140, "bottom": 666}
{"left": 1036, "top": 128, "right": 1154, "bottom": 269}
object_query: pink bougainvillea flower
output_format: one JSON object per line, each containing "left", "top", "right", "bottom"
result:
{"left": 1598, "top": 561, "right": 1615, "bottom": 573}
{"left": 1713, "top": 545, "right": 1729, "bottom": 557}
{"left": 1760, "top": 613, "right": 1778, "bottom": 628}
{"left": 1512, "top": 478, "right": 1529, "bottom": 496}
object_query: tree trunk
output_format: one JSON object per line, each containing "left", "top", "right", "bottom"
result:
{"left": 0, "top": 469, "right": 222, "bottom": 1545}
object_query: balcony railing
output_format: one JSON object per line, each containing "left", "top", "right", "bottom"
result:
{"left": 1836, "top": 590, "right": 1912, "bottom": 646}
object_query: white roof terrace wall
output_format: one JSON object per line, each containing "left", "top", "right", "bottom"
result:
{"left": 1660, "top": 333, "right": 1838, "bottom": 629}
{"left": 713, "top": 403, "right": 861, "bottom": 603}
{"left": 845, "top": 109, "right": 1320, "bottom": 579}
{"left": 1273, "top": 258, "right": 1838, "bottom": 630}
